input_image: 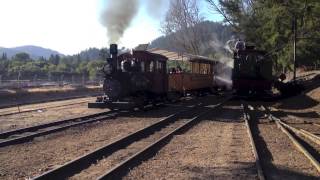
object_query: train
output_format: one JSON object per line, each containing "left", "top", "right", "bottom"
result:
{"left": 88, "top": 44, "right": 299, "bottom": 109}
{"left": 88, "top": 44, "right": 218, "bottom": 110}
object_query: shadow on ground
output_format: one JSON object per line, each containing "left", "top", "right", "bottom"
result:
{"left": 248, "top": 106, "right": 319, "bottom": 180}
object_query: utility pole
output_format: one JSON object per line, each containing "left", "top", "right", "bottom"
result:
{"left": 293, "top": 17, "right": 297, "bottom": 81}
{"left": 18, "top": 70, "right": 21, "bottom": 88}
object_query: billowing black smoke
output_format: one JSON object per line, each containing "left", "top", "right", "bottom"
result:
{"left": 99, "top": 0, "right": 168, "bottom": 44}
{"left": 100, "top": 0, "right": 140, "bottom": 43}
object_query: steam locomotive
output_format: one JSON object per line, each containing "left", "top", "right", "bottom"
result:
{"left": 232, "top": 45, "right": 302, "bottom": 97}
{"left": 232, "top": 46, "right": 273, "bottom": 95}
{"left": 88, "top": 44, "right": 218, "bottom": 110}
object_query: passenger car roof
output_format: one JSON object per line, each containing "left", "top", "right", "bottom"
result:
{"left": 148, "top": 48, "right": 218, "bottom": 64}
{"left": 118, "top": 50, "right": 168, "bottom": 62}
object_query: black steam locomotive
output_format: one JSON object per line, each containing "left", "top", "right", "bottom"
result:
{"left": 88, "top": 44, "right": 169, "bottom": 109}
{"left": 232, "top": 45, "right": 302, "bottom": 97}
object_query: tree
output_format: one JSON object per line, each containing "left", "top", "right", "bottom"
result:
{"left": 87, "top": 60, "right": 104, "bottom": 80}
{"left": 161, "top": 0, "right": 204, "bottom": 55}
{"left": 1, "top": 53, "right": 7, "bottom": 61}
{"left": 39, "top": 56, "right": 46, "bottom": 61}
{"left": 206, "top": 0, "right": 320, "bottom": 72}
{"left": 49, "top": 54, "right": 60, "bottom": 65}
{"left": 14, "top": 52, "right": 31, "bottom": 61}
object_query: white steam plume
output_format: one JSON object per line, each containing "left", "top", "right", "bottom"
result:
{"left": 206, "top": 37, "right": 236, "bottom": 90}
{"left": 214, "top": 56, "right": 233, "bottom": 90}
{"left": 224, "top": 39, "right": 237, "bottom": 54}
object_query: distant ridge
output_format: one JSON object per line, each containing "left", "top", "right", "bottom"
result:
{"left": 0, "top": 45, "right": 64, "bottom": 59}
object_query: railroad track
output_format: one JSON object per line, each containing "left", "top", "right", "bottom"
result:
{"left": 32, "top": 97, "right": 231, "bottom": 180}
{"left": 0, "top": 110, "right": 117, "bottom": 148}
{"left": 0, "top": 100, "right": 91, "bottom": 117}
{"left": 0, "top": 95, "right": 211, "bottom": 148}
{"left": 242, "top": 102, "right": 265, "bottom": 180}
{"left": 243, "top": 101, "right": 320, "bottom": 179}
{"left": 0, "top": 93, "right": 102, "bottom": 109}
{"left": 267, "top": 112, "right": 320, "bottom": 173}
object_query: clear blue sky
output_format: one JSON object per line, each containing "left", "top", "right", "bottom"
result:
{"left": 0, "top": 0, "right": 223, "bottom": 55}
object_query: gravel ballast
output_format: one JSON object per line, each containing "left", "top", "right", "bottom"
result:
{"left": 124, "top": 101, "right": 258, "bottom": 180}
{"left": 0, "top": 105, "right": 184, "bottom": 180}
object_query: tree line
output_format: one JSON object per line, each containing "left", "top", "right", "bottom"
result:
{"left": 206, "top": 0, "right": 320, "bottom": 72}
{"left": 0, "top": 49, "right": 107, "bottom": 82}
{"left": 160, "top": 0, "right": 320, "bottom": 73}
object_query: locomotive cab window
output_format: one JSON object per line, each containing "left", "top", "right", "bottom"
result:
{"left": 155, "top": 60, "right": 165, "bottom": 73}
{"left": 149, "top": 61, "right": 154, "bottom": 72}
{"left": 140, "top": 61, "right": 145, "bottom": 72}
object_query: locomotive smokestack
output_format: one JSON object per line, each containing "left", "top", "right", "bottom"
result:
{"left": 110, "top": 44, "right": 118, "bottom": 58}
{"left": 109, "top": 44, "right": 118, "bottom": 72}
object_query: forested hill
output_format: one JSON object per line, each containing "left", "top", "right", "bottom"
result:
{"left": 149, "top": 21, "right": 233, "bottom": 57}
{"left": 0, "top": 45, "right": 62, "bottom": 59}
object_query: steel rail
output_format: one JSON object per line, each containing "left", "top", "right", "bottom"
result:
{"left": 242, "top": 102, "right": 265, "bottom": 180}
{"left": 33, "top": 97, "right": 231, "bottom": 180}
{"left": 271, "top": 116, "right": 320, "bottom": 173}
{"left": 279, "top": 121, "right": 320, "bottom": 146}
{"left": 0, "top": 111, "right": 116, "bottom": 148}
{"left": 97, "top": 100, "right": 227, "bottom": 180}
{"left": 0, "top": 100, "right": 90, "bottom": 117}
{"left": 0, "top": 93, "right": 102, "bottom": 109}
{"left": 32, "top": 108, "right": 193, "bottom": 180}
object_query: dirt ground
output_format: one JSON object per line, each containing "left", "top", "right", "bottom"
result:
{"left": 251, "top": 71, "right": 320, "bottom": 179}
{"left": 0, "top": 96, "right": 95, "bottom": 115}
{"left": 254, "top": 122, "right": 319, "bottom": 179}
{"left": 125, "top": 101, "right": 258, "bottom": 180}
{"left": 0, "top": 85, "right": 102, "bottom": 108}
{"left": 0, "top": 97, "right": 106, "bottom": 132}
{"left": 0, "top": 104, "right": 185, "bottom": 180}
